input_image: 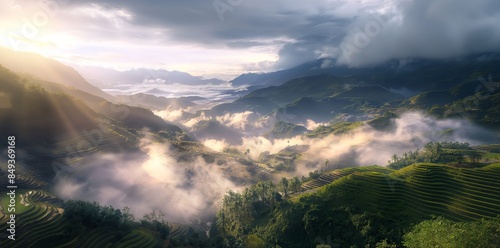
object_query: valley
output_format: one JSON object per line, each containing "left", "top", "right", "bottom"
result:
{"left": 0, "top": 50, "right": 499, "bottom": 247}
{"left": 1, "top": 1, "right": 500, "bottom": 246}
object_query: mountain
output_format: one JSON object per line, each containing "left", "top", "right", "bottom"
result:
{"left": 0, "top": 65, "right": 188, "bottom": 146}
{"left": 229, "top": 58, "right": 349, "bottom": 87}
{"left": 2, "top": 54, "right": 500, "bottom": 248}
{"left": 213, "top": 74, "right": 403, "bottom": 123}
{"left": 214, "top": 54, "right": 500, "bottom": 125}
{"left": 0, "top": 65, "right": 270, "bottom": 248}
{"left": 265, "top": 121, "right": 308, "bottom": 139}
{"left": 0, "top": 46, "right": 114, "bottom": 102}
{"left": 230, "top": 54, "right": 500, "bottom": 92}
{"left": 0, "top": 66, "right": 99, "bottom": 144}
{"left": 74, "top": 65, "right": 225, "bottom": 87}
{"left": 228, "top": 58, "right": 366, "bottom": 87}
{"left": 191, "top": 120, "right": 243, "bottom": 145}
{"left": 210, "top": 96, "right": 279, "bottom": 115}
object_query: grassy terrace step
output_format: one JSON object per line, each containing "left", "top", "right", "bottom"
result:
{"left": 86, "top": 232, "right": 118, "bottom": 248}
{"left": 24, "top": 190, "right": 53, "bottom": 202}
{"left": 20, "top": 216, "right": 66, "bottom": 247}
{"left": 80, "top": 228, "right": 119, "bottom": 248}
{"left": 116, "top": 230, "right": 144, "bottom": 248}
{"left": 14, "top": 205, "right": 61, "bottom": 234}
{"left": 53, "top": 130, "right": 133, "bottom": 160}
{"left": 168, "top": 224, "right": 189, "bottom": 239}
{"left": 115, "top": 228, "right": 156, "bottom": 248}
{"left": 51, "top": 235, "right": 80, "bottom": 248}
{"left": 76, "top": 226, "right": 115, "bottom": 248}
{"left": 0, "top": 169, "right": 47, "bottom": 189}
{"left": 321, "top": 173, "right": 474, "bottom": 221}
{"left": 0, "top": 203, "right": 64, "bottom": 248}
{"left": 300, "top": 166, "right": 392, "bottom": 191}
{"left": 309, "top": 163, "right": 500, "bottom": 223}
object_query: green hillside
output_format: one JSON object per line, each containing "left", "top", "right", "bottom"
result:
{"left": 0, "top": 191, "right": 201, "bottom": 248}
{"left": 0, "top": 65, "right": 268, "bottom": 247}
{"left": 215, "top": 163, "right": 500, "bottom": 247}
{"left": 0, "top": 47, "right": 114, "bottom": 102}
{"left": 265, "top": 121, "right": 308, "bottom": 139}
{"left": 210, "top": 59, "right": 500, "bottom": 130}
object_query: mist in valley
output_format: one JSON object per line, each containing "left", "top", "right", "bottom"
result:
{"left": 54, "top": 138, "right": 247, "bottom": 224}
{"left": 54, "top": 110, "right": 498, "bottom": 225}
{"left": 167, "top": 110, "right": 498, "bottom": 176}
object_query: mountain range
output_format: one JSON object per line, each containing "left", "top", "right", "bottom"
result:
{"left": 74, "top": 65, "right": 226, "bottom": 88}
{"left": 1, "top": 47, "right": 500, "bottom": 248}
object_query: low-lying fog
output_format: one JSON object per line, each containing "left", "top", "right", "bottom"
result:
{"left": 101, "top": 82, "right": 248, "bottom": 101}
{"left": 55, "top": 111, "right": 499, "bottom": 224}
{"left": 55, "top": 139, "right": 244, "bottom": 224}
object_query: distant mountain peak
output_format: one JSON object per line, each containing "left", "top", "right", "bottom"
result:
{"left": 74, "top": 65, "right": 225, "bottom": 87}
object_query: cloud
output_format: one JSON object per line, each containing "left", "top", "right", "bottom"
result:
{"left": 101, "top": 82, "right": 238, "bottom": 100}
{"left": 3, "top": 0, "right": 500, "bottom": 81}
{"left": 53, "top": 110, "right": 498, "bottom": 223}
{"left": 215, "top": 111, "right": 270, "bottom": 133}
{"left": 202, "top": 139, "right": 230, "bottom": 153}
{"left": 335, "top": 0, "right": 500, "bottom": 66}
{"left": 54, "top": 138, "right": 247, "bottom": 223}
{"left": 154, "top": 107, "right": 191, "bottom": 123}
{"left": 155, "top": 110, "right": 274, "bottom": 142}
{"left": 303, "top": 119, "right": 328, "bottom": 130}
{"left": 204, "top": 112, "right": 497, "bottom": 176}
{"left": 181, "top": 112, "right": 212, "bottom": 128}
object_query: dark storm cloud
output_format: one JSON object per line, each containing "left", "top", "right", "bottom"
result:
{"left": 18, "top": 0, "right": 500, "bottom": 71}
{"left": 60, "top": 0, "right": 355, "bottom": 67}
{"left": 68, "top": 0, "right": 499, "bottom": 69}
{"left": 337, "top": 0, "right": 500, "bottom": 66}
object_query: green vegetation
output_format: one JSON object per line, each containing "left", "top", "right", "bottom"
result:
{"left": 257, "top": 145, "right": 307, "bottom": 172}
{"left": 265, "top": 121, "right": 308, "bottom": 139}
{"left": 2, "top": 51, "right": 500, "bottom": 247}
{"left": 388, "top": 141, "right": 484, "bottom": 169}
{"left": 307, "top": 121, "right": 363, "bottom": 138}
{"left": 366, "top": 112, "right": 398, "bottom": 130}
{"left": 0, "top": 65, "right": 244, "bottom": 247}
{"left": 0, "top": 190, "right": 31, "bottom": 215}
{"left": 403, "top": 216, "right": 500, "bottom": 248}
{"left": 0, "top": 196, "right": 206, "bottom": 248}
{"left": 213, "top": 161, "right": 500, "bottom": 247}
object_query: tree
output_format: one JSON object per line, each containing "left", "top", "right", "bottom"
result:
{"left": 291, "top": 177, "right": 302, "bottom": 193}
{"left": 467, "top": 152, "right": 482, "bottom": 164}
{"left": 280, "top": 177, "right": 289, "bottom": 196}
{"left": 376, "top": 239, "right": 397, "bottom": 248}
{"left": 403, "top": 216, "right": 500, "bottom": 248}
{"left": 122, "top": 206, "right": 135, "bottom": 223}
{"left": 142, "top": 209, "right": 169, "bottom": 239}
{"left": 245, "top": 234, "right": 266, "bottom": 248}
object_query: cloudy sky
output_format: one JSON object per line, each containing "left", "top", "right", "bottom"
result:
{"left": 1, "top": 0, "right": 500, "bottom": 79}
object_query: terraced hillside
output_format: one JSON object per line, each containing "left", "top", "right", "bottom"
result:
{"left": 300, "top": 166, "right": 392, "bottom": 191}
{"left": 0, "top": 191, "right": 65, "bottom": 248}
{"left": 296, "top": 162, "right": 500, "bottom": 216}
{"left": 218, "top": 163, "right": 500, "bottom": 247}
{"left": 0, "top": 65, "right": 247, "bottom": 247}
{"left": 389, "top": 163, "right": 500, "bottom": 221}
{"left": 296, "top": 163, "right": 500, "bottom": 223}
{"left": 0, "top": 189, "right": 188, "bottom": 248}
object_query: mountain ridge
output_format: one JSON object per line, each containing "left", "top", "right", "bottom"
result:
{"left": 0, "top": 46, "right": 114, "bottom": 102}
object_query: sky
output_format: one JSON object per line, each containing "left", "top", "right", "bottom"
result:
{"left": 1, "top": 0, "right": 500, "bottom": 80}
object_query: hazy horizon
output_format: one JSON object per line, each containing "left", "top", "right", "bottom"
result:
{"left": 2, "top": 0, "right": 500, "bottom": 80}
